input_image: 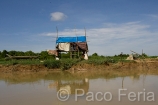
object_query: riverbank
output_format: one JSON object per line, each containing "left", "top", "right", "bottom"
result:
{"left": 0, "top": 59, "right": 158, "bottom": 73}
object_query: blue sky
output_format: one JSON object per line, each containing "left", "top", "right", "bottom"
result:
{"left": 0, "top": 0, "right": 158, "bottom": 55}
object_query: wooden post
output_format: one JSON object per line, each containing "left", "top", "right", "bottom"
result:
{"left": 55, "top": 26, "right": 58, "bottom": 48}
{"left": 70, "top": 51, "right": 72, "bottom": 59}
{"left": 78, "top": 49, "right": 79, "bottom": 58}
{"left": 121, "top": 52, "right": 123, "bottom": 65}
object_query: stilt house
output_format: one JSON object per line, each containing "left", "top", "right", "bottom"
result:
{"left": 56, "top": 35, "right": 88, "bottom": 59}
{"left": 47, "top": 29, "right": 89, "bottom": 59}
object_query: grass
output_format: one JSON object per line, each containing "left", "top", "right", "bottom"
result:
{"left": 148, "top": 56, "right": 158, "bottom": 58}
{"left": 0, "top": 58, "right": 81, "bottom": 70}
{"left": 43, "top": 59, "right": 80, "bottom": 70}
{"left": 80, "top": 56, "right": 129, "bottom": 65}
{"left": 0, "top": 55, "right": 155, "bottom": 70}
{"left": 43, "top": 60, "right": 61, "bottom": 69}
{"left": 0, "top": 59, "right": 42, "bottom": 65}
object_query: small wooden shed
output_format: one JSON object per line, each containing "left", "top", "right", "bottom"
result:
{"left": 56, "top": 35, "right": 88, "bottom": 59}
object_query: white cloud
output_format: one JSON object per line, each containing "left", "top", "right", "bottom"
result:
{"left": 147, "top": 14, "right": 158, "bottom": 19}
{"left": 144, "top": 14, "right": 158, "bottom": 20}
{"left": 41, "top": 22, "right": 158, "bottom": 55}
{"left": 50, "top": 12, "right": 67, "bottom": 21}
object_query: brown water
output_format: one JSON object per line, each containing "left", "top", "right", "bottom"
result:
{"left": 0, "top": 71, "right": 158, "bottom": 105}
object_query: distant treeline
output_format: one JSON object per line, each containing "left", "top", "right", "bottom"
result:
{"left": 91, "top": 52, "right": 129, "bottom": 57}
{"left": 0, "top": 50, "right": 151, "bottom": 60}
{"left": 0, "top": 50, "right": 56, "bottom": 59}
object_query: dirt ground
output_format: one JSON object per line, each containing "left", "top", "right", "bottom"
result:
{"left": 0, "top": 58, "right": 158, "bottom": 73}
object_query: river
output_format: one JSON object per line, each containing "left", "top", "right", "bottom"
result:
{"left": 0, "top": 70, "right": 158, "bottom": 105}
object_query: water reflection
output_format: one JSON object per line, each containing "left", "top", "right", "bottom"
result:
{"left": 48, "top": 78, "right": 89, "bottom": 94}
{"left": 0, "top": 70, "right": 158, "bottom": 105}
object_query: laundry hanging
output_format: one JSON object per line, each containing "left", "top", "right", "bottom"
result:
{"left": 58, "top": 43, "right": 70, "bottom": 51}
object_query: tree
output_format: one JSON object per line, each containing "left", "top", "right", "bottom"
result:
{"left": 142, "top": 53, "right": 148, "bottom": 57}
{"left": 39, "top": 51, "right": 50, "bottom": 59}
{"left": 92, "top": 53, "right": 98, "bottom": 56}
{"left": 1, "top": 50, "right": 8, "bottom": 58}
{"left": 8, "top": 50, "right": 16, "bottom": 56}
{"left": 16, "top": 51, "right": 25, "bottom": 56}
{"left": 0, "top": 51, "right": 2, "bottom": 58}
{"left": 25, "top": 51, "right": 36, "bottom": 56}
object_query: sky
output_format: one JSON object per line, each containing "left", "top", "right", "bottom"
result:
{"left": 0, "top": 0, "right": 158, "bottom": 56}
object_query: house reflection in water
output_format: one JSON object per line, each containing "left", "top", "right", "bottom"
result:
{"left": 48, "top": 78, "right": 89, "bottom": 94}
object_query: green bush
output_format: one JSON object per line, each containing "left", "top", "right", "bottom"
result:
{"left": 43, "top": 60, "right": 61, "bottom": 69}
{"left": 43, "top": 59, "right": 80, "bottom": 70}
{"left": 60, "top": 59, "right": 79, "bottom": 70}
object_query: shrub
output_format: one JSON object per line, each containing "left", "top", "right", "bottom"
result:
{"left": 43, "top": 60, "right": 61, "bottom": 69}
{"left": 11, "top": 60, "right": 19, "bottom": 65}
{"left": 60, "top": 59, "right": 80, "bottom": 70}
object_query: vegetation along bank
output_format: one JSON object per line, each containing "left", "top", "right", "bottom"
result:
{"left": 0, "top": 50, "right": 158, "bottom": 72}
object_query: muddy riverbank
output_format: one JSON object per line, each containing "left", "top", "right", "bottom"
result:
{"left": 0, "top": 59, "right": 158, "bottom": 73}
